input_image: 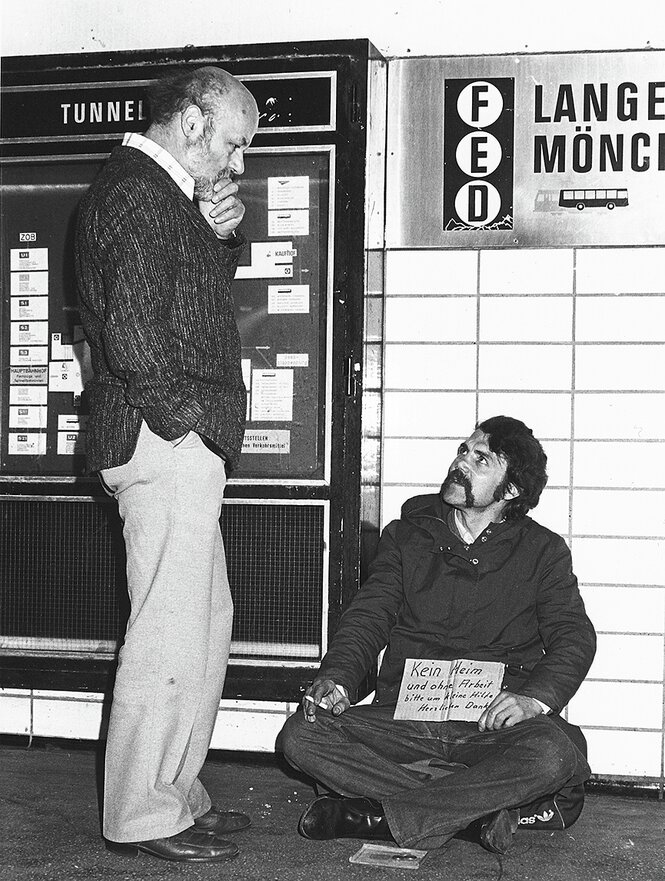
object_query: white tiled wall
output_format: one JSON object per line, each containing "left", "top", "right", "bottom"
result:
{"left": 381, "top": 246, "right": 665, "bottom": 785}
{"left": 0, "top": 689, "right": 31, "bottom": 735}
{"left": 1, "top": 235, "right": 663, "bottom": 784}
{"left": 0, "top": 688, "right": 297, "bottom": 753}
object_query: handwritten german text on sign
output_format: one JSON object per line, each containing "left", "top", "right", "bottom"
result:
{"left": 394, "top": 658, "right": 505, "bottom": 722}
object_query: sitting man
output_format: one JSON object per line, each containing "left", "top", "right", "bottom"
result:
{"left": 278, "top": 415, "right": 596, "bottom": 854}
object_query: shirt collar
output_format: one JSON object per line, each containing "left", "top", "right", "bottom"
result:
{"left": 451, "top": 508, "right": 506, "bottom": 545}
{"left": 453, "top": 509, "right": 476, "bottom": 545}
{"left": 122, "top": 132, "right": 195, "bottom": 201}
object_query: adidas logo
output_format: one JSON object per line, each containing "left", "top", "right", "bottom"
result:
{"left": 518, "top": 809, "right": 555, "bottom": 825}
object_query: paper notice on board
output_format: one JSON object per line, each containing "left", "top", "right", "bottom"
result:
{"left": 11, "top": 296, "right": 49, "bottom": 320}
{"left": 58, "top": 414, "right": 88, "bottom": 432}
{"left": 9, "top": 406, "right": 48, "bottom": 429}
{"left": 49, "top": 360, "right": 84, "bottom": 394}
{"left": 10, "top": 386, "right": 48, "bottom": 406}
{"left": 235, "top": 242, "right": 295, "bottom": 280}
{"left": 51, "top": 332, "right": 73, "bottom": 360}
{"left": 276, "top": 353, "right": 309, "bottom": 368}
{"left": 10, "top": 346, "right": 48, "bottom": 366}
{"left": 268, "top": 176, "right": 310, "bottom": 210}
{"left": 242, "top": 429, "right": 291, "bottom": 454}
{"left": 8, "top": 432, "right": 47, "bottom": 456}
{"left": 10, "top": 321, "right": 49, "bottom": 346}
{"left": 10, "top": 366, "right": 48, "bottom": 385}
{"left": 10, "top": 271, "right": 48, "bottom": 295}
{"left": 10, "top": 248, "right": 48, "bottom": 272}
{"left": 250, "top": 369, "right": 294, "bottom": 422}
{"left": 57, "top": 432, "right": 86, "bottom": 456}
{"left": 268, "top": 284, "right": 309, "bottom": 314}
{"left": 268, "top": 210, "right": 309, "bottom": 237}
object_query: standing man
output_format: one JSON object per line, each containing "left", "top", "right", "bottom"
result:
{"left": 76, "top": 66, "right": 259, "bottom": 864}
{"left": 278, "top": 416, "right": 596, "bottom": 854}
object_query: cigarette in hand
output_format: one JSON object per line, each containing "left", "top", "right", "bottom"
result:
{"left": 304, "top": 695, "right": 330, "bottom": 709}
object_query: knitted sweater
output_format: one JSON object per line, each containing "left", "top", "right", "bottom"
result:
{"left": 75, "top": 146, "right": 247, "bottom": 471}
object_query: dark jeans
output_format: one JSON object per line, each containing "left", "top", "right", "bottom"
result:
{"left": 278, "top": 704, "right": 590, "bottom": 850}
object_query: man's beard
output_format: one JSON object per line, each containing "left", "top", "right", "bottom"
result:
{"left": 194, "top": 168, "right": 232, "bottom": 202}
{"left": 441, "top": 470, "right": 474, "bottom": 508}
{"left": 189, "top": 135, "right": 233, "bottom": 201}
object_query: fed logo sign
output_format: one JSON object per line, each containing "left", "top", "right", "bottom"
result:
{"left": 443, "top": 78, "right": 515, "bottom": 232}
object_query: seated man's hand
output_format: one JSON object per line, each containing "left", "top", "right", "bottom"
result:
{"left": 302, "top": 678, "right": 350, "bottom": 723}
{"left": 477, "top": 691, "right": 543, "bottom": 732}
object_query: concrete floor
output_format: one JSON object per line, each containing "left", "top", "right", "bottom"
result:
{"left": 0, "top": 741, "right": 663, "bottom": 881}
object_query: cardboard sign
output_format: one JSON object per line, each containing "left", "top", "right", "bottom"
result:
{"left": 394, "top": 658, "right": 505, "bottom": 722}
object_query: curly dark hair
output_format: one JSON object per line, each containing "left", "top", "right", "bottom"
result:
{"left": 146, "top": 66, "right": 233, "bottom": 126}
{"left": 477, "top": 415, "right": 548, "bottom": 520}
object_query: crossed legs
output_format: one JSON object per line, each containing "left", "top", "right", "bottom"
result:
{"left": 278, "top": 703, "right": 589, "bottom": 850}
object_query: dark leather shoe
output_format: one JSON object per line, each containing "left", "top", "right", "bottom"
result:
{"left": 193, "top": 806, "right": 251, "bottom": 834}
{"left": 105, "top": 826, "right": 239, "bottom": 862}
{"left": 478, "top": 808, "right": 519, "bottom": 854}
{"left": 298, "top": 796, "right": 395, "bottom": 842}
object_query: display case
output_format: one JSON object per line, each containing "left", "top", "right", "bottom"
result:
{"left": 0, "top": 39, "right": 386, "bottom": 700}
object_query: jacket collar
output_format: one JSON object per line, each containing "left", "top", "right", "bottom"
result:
{"left": 400, "top": 492, "right": 523, "bottom": 545}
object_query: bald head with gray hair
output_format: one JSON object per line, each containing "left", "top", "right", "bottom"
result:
{"left": 147, "top": 65, "right": 256, "bottom": 127}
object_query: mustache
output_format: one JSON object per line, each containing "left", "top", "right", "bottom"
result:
{"left": 441, "top": 469, "right": 474, "bottom": 508}
{"left": 444, "top": 469, "right": 470, "bottom": 488}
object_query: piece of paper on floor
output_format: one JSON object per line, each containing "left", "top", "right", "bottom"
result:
{"left": 349, "top": 842, "right": 428, "bottom": 869}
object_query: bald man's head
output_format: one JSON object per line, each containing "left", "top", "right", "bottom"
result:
{"left": 147, "top": 65, "right": 258, "bottom": 127}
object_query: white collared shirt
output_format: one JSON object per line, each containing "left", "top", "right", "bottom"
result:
{"left": 122, "top": 131, "right": 195, "bottom": 201}
{"left": 453, "top": 509, "right": 476, "bottom": 546}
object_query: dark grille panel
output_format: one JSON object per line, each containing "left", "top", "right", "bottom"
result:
{"left": 0, "top": 498, "right": 325, "bottom": 662}
{"left": 222, "top": 503, "right": 324, "bottom": 657}
{"left": 0, "top": 498, "right": 127, "bottom": 644}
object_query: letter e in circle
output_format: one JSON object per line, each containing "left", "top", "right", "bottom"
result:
{"left": 456, "top": 132, "right": 503, "bottom": 177}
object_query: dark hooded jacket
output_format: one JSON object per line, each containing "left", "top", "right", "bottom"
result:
{"left": 319, "top": 493, "right": 596, "bottom": 715}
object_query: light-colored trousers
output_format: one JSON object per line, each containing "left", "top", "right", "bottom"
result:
{"left": 100, "top": 422, "right": 232, "bottom": 842}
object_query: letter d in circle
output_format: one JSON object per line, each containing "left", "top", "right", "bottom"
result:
{"left": 454, "top": 181, "right": 501, "bottom": 228}
{"left": 468, "top": 184, "right": 488, "bottom": 222}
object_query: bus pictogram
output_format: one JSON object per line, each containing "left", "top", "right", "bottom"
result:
{"left": 558, "top": 188, "right": 628, "bottom": 210}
